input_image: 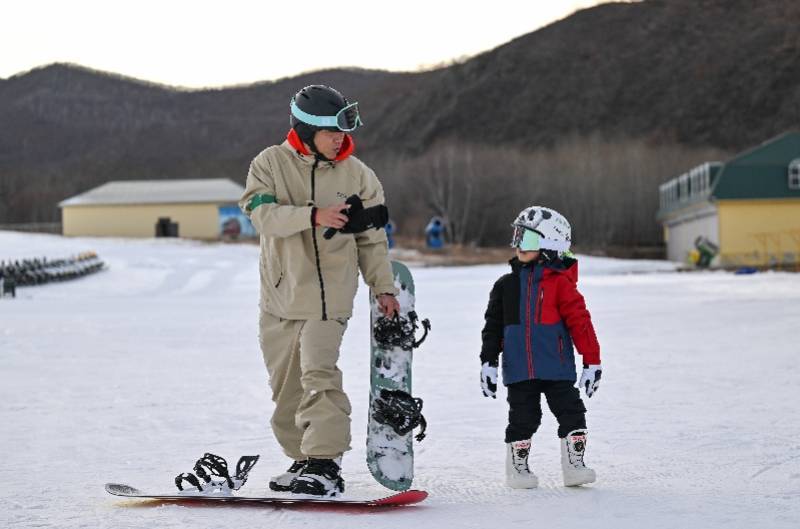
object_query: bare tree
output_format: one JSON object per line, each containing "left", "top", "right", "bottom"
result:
{"left": 370, "top": 136, "right": 730, "bottom": 254}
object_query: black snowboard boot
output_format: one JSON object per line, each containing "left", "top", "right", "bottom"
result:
{"left": 290, "top": 457, "right": 344, "bottom": 497}
{"left": 268, "top": 460, "right": 306, "bottom": 492}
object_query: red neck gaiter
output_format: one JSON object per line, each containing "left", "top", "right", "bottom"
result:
{"left": 286, "top": 129, "right": 354, "bottom": 161}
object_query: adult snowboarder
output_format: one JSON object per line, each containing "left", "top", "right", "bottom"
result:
{"left": 480, "top": 206, "right": 602, "bottom": 488}
{"left": 239, "top": 85, "right": 399, "bottom": 497}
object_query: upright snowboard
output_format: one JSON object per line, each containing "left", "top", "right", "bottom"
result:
{"left": 105, "top": 483, "right": 427, "bottom": 508}
{"left": 367, "top": 260, "right": 429, "bottom": 491}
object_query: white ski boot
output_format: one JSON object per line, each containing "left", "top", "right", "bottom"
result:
{"left": 561, "top": 429, "right": 596, "bottom": 486}
{"left": 505, "top": 440, "right": 539, "bottom": 488}
{"left": 268, "top": 460, "right": 306, "bottom": 492}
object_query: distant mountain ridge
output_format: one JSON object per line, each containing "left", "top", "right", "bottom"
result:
{"left": 1, "top": 0, "right": 799, "bottom": 229}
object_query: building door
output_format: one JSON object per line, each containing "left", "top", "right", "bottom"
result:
{"left": 155, "top": 217, "right": 179, "bottom": 237}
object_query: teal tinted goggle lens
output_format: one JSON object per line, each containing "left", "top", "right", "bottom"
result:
{"left": 511, "top": 226, "right": 541, "bottom": 251}
{"left": 290, "top": 100, "right": 362, "bottom": 132}
{"left": 520, "top": 230, "right": 541, "bottom": 251}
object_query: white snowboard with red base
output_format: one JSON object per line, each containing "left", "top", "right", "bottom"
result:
{"left": 105, "top": 483, "right": 427, "bottom": 507}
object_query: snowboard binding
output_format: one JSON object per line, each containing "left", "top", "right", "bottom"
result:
{"left": 372, "top": 389, "right": 427, "bottom": 442}
{"left": 373, "top": 311, "right": 431, "bottom": 352}
{"left": 175, "top": 453, "right": 260, "bottom": 494}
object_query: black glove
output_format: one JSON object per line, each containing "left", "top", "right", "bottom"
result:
{"left": 324, "top": 195, "right": 389, "bottom": 239}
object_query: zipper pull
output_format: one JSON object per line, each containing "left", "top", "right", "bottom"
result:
{"left": 538, "top": 288, "right": 545, "bottom": 323}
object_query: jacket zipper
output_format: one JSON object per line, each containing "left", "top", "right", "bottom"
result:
{"left": 558, "top": 335, "right": 564, "bottom": 364}
{"left": 310, "top": 159, "right": 328, "bottom": 320}
{"left": 525, "top": 269, "right": 534, "bottom": 379}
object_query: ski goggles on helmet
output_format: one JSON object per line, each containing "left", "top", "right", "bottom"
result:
{"left": 511, "top": 225, "right": 571, "bottom": 252}
{"left": 511, "top": 225, "right": 543, "bottom": 251}
{"left": 290, "top": 100, "right": 363, "bottom": 132}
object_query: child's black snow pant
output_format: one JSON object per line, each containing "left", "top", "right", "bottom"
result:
{"left": 505, "top": 379, "right": 586, "bottom": 442}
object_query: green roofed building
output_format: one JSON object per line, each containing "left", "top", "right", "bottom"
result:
{"left": 657, "top": 132, "right": 800, "bottom": 268}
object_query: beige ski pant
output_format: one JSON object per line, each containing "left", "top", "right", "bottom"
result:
{"left": 259, "top": 311, "right": 352, "bottom": 460}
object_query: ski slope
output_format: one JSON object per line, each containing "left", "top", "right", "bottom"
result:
{"left": 1, "top": 231, "right": 798, "bottom": 529}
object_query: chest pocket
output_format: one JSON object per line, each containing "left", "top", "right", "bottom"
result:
{"left": 537, "top": 282, "right": 565, "bottom": 325}
{"left": 266, "top": 239, "right": 283, "bottom": 288}
{"left": 314, "top": 164, "right": 360, "bottom": 208}
{"left": 273, "top": 160, "right": 311, "bottom": 206}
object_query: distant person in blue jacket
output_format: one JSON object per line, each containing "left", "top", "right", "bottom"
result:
{"left": 385, "top": 220, "right": 396, "bottom": 249}
{"left": 425, "top": 217, "right": 444, "bottom": 249}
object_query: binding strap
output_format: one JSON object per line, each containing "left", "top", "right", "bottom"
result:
{"left": 372, "top": 389, "right": 427, "bottom": 442}
{"left": 373, "top": 311, "right": 431, "bottom": 351}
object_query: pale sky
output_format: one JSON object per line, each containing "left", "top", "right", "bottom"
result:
{"left": 1, "top": 0, "right": 607, "bottom": 88}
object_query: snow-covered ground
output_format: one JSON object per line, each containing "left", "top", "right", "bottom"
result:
{"left": 1, "top": 231, "right": 798, "bottom": 529}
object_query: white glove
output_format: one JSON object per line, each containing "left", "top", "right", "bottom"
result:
{"left": 480, "top": 362, "right": 498, "bottom": 398}
{"left": 579, "top": 364, "right": 602, "bottom": 398}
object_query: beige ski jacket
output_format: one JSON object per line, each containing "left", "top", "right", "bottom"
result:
{"left": 240, "top": 134, "right": 397, "bottom": 320}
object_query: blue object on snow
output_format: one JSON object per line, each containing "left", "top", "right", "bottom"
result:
{"left": 734, "top": 267, "right": 758, "bottom": 275}
{"left": 385, "top": 221, "right": 395, "bottom": 249}
{"left": 425, "top": 217, "right": 445, "bottom": 249}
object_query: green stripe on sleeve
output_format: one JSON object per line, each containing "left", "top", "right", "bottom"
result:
{"left": 247, "top": 193, "right": 277, "bottom": 212}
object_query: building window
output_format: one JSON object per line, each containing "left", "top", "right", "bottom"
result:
{"left": 679, "top": 174, "right": 689, "bottom": 200}
{"left": 790, "top": 159, "right": 800, "bottom": 190}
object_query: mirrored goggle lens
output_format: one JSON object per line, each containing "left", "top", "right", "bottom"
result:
{"left": 336, "top": 102, "right": 362, "bottom": 131}
{"left": 512, "top": 226, "right": 542, "bottom": 251}
{"left": 519, "top": 230, "right": 541, "bottom": 251}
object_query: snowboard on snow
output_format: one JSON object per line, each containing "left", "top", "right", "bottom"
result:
{"left": 105, "top": 452, "right": 427, "bottom": 508}
{"left": 367, "top": 260, "right": 430, "bottom": 491}
{"left": 105, "top": 483, "right": 428, "bottom": 508}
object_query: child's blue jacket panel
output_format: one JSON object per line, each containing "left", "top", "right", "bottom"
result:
{"left": 480, "top": 258, "right": 600, "bottom": 386}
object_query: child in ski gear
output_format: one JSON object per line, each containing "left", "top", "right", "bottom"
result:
{"left": 480, "top": 206, "right": 602, "bottom": 488}
{"left": 240, "top": 85, "right": 399, "bottom": 497}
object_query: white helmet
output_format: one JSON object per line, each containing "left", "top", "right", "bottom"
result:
{"left": 511, "top": 206, "right": 572, "bottom": 253}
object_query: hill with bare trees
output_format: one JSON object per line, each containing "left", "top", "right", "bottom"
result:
{"left": 1, "top": 0, "right": 798, "bottom": 251}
